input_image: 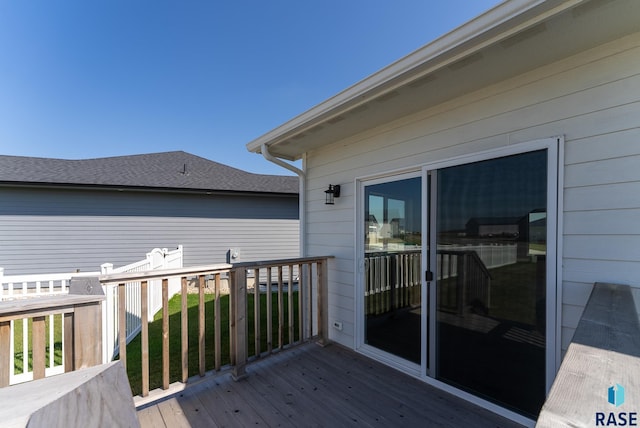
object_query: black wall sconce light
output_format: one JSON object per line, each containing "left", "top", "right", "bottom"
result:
{"left": 325, "top": 184, "right": 341, "bottom": 205}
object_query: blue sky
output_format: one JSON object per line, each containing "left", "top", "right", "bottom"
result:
{"left": 0, "top": 1, "right": 502, "bottom": 175}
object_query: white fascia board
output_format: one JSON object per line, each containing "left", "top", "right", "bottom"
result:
{"left": 246, "top": 0, "right": 585, "bottom": 155}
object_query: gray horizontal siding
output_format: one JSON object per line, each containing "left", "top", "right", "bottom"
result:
{"left": 0, "top": 187, "right": 297, "bottom": 219}
{"left": 0, "top": 187, "right": 299, "bottom": 275}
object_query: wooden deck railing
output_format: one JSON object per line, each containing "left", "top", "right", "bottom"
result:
{"left": 97, "top": 256, "right": 331, "bottom": 398}
{"left": 0, "top": 293, "right": 104, "bottom": 387}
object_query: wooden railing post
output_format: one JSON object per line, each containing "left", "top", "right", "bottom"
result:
{"left": 68, "top": 277, "right": 104, "bottom": 369}
{"left": 72, "top": 302, "right": 102, "bottom": 369}
{"left": 316, "top": 259, "right": 330, "bottom": 346}
{"left": 230, "top": 266, "right": 248, "bottom": 380}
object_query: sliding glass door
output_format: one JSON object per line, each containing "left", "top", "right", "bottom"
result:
{"left": 429, "top": 149, "right": 549, "bottom": 418}
{"left": 359, "top": 139, "right": 558, "bottom": 419}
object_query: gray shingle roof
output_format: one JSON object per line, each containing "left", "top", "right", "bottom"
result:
{"left": 0, "top": 151, "right": 298, "bottom": 194}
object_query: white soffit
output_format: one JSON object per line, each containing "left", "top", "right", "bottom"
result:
{"left": 246, "top": 0, "right": 640, "bottom": 160}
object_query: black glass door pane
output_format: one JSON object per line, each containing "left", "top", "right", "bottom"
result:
{"left": 435, "top": 150, "right": 547, "bottom": 418}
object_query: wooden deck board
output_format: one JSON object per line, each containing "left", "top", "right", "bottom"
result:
{"left": 174, "top": 382, "right": 236, "bottom": 428}
{"left": 304, "top": 344, "right": 498, "bottom": 425}
{"left": 217, "top": 372, "right": 299, "bottom": 427}
{"left": 154, "top": 397, "right": 197, "bottom": 428}
{"left": 200, "top": 376, "right": 274, "bottom": 427}
{"left": 136, "top": 404, "right": 165, "bottom": 427}
{"left": 252, "top": 358, "right": 363, "bottom": 426}
{"left": 138, "top": 342, "right": 523, "bottom": 428}
{"left": 261, "top": 347, "right": 398, "bottom": 426}
{"left": 290, "top": 347, "right": 434, "bottom": 426}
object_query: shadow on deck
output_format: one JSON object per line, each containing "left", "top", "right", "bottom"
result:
{"left": 137, "top": 342, "right": 522, "bottom": 427}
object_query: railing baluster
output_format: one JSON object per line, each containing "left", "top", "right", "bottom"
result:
{"left": 277, "top": 266, "right": 284, "bottom": 350}
{"left": 214, "top": 273, "right": 221, "bottom": 371}
{"left": 48, "top": 313, "right": 54, "bottom": 370}
{"left": 0, "top": 320, "right": 10, "bottom": 387}
{"left": 9, "top": 320, "right": 14, "bottom": 382}
{"left": 64, "top": 313, "right": 73, "bottom": 372}
{"left": 21, "top": 318, "right": 28, "bottom": 374}
{"left": 198, "top": 275, "right": 205, "bottom": 377}
{"left": 254, "top": 268, "right": 261, "bottom": 358}
{"left": 231, "top": 267, "right": 247, "bottom": 380}
{"left": 266, "top": 267, "right": 273, "bottom": 354}
{"left": 298, "top": 264, "right": 304, "bottom": 342}
{"left": 141, "top": 280, "right": 149, "bottom": 397}
{"left": 32, "top": 316, "right": 46, "bottom": 380}
{"left": 317, "top": 259, "right": 328, "bottom": 346}
{"left": 162, "top": 278, "right": 169, "bottom": 390}
{"left": 288, "top": 265, "right": 294, "bottom": 345}
{"left": 181, "top": 276, "right": 188, "bottom": 383}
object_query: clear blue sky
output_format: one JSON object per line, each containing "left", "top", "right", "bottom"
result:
{"left": 0, "top": 1, "right": 502, "bottom": 175}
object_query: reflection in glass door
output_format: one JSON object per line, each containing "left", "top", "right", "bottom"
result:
{"left": 431, "top": 150, "right": 548, "bottom": 418}
{"left": 363, "top": 176, "right": 421, "bottom": 364}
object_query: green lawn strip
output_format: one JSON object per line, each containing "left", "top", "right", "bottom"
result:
{"left": 123, "top": 291, "right": 299, "bottom": 396}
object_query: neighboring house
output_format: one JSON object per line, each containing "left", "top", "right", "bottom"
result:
{"left": 247, "top": 0, "right": 640, "bottom": 424}
{"left": 0, "top": 151, "right": 299, "bottom": 275}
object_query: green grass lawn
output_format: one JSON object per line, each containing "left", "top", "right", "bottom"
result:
{"left": 122, "top": 291, "right": 299, "bottom": 396}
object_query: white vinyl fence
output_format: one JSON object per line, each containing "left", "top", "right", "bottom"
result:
{"left": 101, "top": 246, "right": 183, "bottom": 362}
{"left": 0, "top": 245, "right": 183, "bottom": 385}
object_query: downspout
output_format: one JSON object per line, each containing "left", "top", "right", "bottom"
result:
{"left": 261, "top": 143, "right": 306, "bottom": 257}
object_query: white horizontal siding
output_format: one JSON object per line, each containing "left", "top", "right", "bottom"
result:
{"left": 303, "top": 30, "right": 640, "bottom": 353}
{"left": 0, "top": 189, "right": 299, "bottom": 275}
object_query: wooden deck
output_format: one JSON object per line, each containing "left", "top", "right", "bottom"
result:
{"left": 137, "top": 342, "right": 523, "bottom": 427}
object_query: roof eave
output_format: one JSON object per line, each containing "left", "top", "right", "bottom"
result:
{"left": 246, "top": 0, "right": 584, "bottom": 158}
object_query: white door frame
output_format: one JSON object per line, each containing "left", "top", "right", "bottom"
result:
{"left": 354, "top": 136, "right": 563, "bottom": 426}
